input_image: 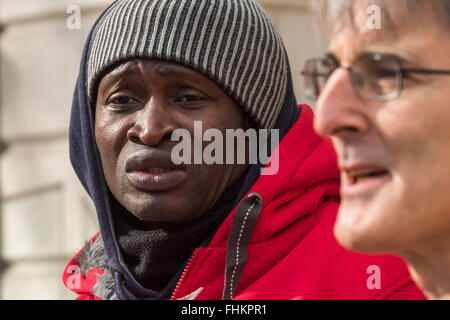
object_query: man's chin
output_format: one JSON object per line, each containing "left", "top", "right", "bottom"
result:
{"left": 126, "top": 198, "right": 202, "bottom": 223}
{"left": 132, "top": 206, "right": 198, "bottom": 223}
{"left": 119, "top": 188, "right": 195, "bottom": 222}
{"left": 333, "top": 203, "right": 393, "bottom": 254}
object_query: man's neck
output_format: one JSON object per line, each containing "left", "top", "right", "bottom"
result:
{"left": 403, "top": 240, "right": 450, "bottom": 300}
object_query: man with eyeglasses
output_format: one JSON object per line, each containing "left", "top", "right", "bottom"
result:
{"left": 303, "top": 0, "right": 450, "bottom": 299}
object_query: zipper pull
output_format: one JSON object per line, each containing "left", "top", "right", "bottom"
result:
{"left": 222, "top": 192, "right": 263, "bottom": 300}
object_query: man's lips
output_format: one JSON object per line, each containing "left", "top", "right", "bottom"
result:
{"left": 127, "top": 169, "right": 188, "bottom": 191}
{"left": 125, "top": 150, "right": 187, "bottom": 191}
{"left": 340, "top": 163, "right": 391, "bottom": 196}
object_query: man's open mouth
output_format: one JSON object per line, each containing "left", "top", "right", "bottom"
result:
{"left": 347, "top": 168, "right": 390, "bottom": 185}
{"left": 341, "top": 164, "right": 391, "bottom": 196}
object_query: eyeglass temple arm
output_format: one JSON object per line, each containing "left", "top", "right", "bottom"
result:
{"left": 401, "top": 68, "right": 450, "bottom": 75}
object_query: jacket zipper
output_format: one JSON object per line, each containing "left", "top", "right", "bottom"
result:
{"left": 170, "top": 249, "right": 199, "bottom": 300}
{"left": 170, "top": 194, "right": 262, "bottom": 300}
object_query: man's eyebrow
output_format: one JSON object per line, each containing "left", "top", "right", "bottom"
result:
{"left": 358, "top": 51, "right": 415, "bottom": 66}
{"left": 327, "top": 50, "right": 415, "bottom": 67}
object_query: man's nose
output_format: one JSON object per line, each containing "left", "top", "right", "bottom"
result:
{"left": 314, "top": 68, "right": 369, "bottom": 139}
{"left": 127, "top": 98, "right": 177, "bottom": 146}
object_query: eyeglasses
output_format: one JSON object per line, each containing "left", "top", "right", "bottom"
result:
{"left": 301, "top": 53, "right": 450, "bottom": 102}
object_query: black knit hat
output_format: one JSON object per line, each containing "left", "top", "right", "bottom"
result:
{"left": 87, "top": 0, "right": 288, "bottom": 130}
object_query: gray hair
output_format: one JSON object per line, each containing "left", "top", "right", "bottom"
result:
{"left": 313, "top": 0, "right": 450, "bottom": 36}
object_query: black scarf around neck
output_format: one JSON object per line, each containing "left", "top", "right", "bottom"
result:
{"left": 112, "top": 174, "right": 246, "bottom": 292}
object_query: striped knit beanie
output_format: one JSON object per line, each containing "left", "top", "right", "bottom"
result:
{"left": 87, "top": 0, "right": 288, "bottom": 130}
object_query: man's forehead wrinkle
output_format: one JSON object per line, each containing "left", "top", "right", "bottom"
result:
{"left": 152, "top": 62, "right": 196, "bottom": 78}
{"left": 100, "top": 60, "right": 207, "bottom": 92}
{"left": 103, "top": 60, "right": 142, "bottom": 84}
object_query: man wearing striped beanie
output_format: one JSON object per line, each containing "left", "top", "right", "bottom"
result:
{"left": 64, "top": 0, "right": 424, "bottom": 300}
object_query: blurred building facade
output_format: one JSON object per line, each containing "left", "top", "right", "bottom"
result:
{"left": 0, "top": 0, "right": 326, "bottom": 299}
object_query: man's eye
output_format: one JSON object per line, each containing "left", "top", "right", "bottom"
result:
{"left": 178, "top": 95, "right": 203, "bottom": 103}
{"left": 374, "top": 68, "right": 397, "bottom": 79}
{"left": 109, "top": 96, "right": 137, "bottom": 105}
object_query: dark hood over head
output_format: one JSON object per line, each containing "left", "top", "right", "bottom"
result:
{"left": 69, "top": 0, "right": 301, "bottom": 299}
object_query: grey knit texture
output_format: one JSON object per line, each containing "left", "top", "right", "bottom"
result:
{"left": 87, "top": 0, "right": 288, "bottom": 130}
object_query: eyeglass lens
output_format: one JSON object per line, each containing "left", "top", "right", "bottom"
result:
{"left": 352, "top": 55, "right": 402, "bottom": 100}
{"left": 303, "top": 54, "right": 402, "bottom": 101}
